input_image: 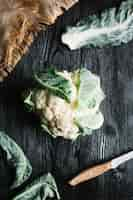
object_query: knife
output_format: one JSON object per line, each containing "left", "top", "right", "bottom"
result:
{"left": 68, "top": 151, "right": 133, "bottom": 186}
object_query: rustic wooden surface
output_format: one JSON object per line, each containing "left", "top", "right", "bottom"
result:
{"left": 1, "top": 0, "right": 133, "bottom": 199}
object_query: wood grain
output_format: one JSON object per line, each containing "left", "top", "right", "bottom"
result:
{"left": 1, "top": 0, "right": 133, "bottom": 199}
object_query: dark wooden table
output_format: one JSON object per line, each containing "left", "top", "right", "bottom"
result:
{"left": 1, "top": 0, "right": 133, "bottom": 199}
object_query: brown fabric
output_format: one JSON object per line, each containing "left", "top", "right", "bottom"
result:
{"left": 0, "top": 0, "right": 78, "bottom": 81}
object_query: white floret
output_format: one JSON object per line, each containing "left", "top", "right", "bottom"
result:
{"left": 35, "top": 89, "right": 79, "bottom": 139}
{"left": 35, "top": 90, "right": 47, "bottom": 110}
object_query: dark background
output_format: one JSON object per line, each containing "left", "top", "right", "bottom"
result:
{"left": 0, "top": 0, "right": 133, "bottom": 199}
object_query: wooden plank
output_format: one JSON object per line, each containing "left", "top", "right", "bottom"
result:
{"left": 1, "top": 0, "right": 133, "bottom": 199}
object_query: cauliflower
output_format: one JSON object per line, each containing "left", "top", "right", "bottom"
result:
{"left": 35, "top": 90, "right": 79, "bottom": 140}
{"left": 23, "top": 68, "right": 105, "bottom": 140}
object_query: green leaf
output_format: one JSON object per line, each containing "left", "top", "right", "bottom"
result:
{"left": 34, "top": 68, "right": 73, "bottom": 103}
{"left": 23, "top": 90, "right": 35, "bottom": 112}
{"left": 12, "top": 173, "right": 60, "bottom": 200}
{"left": 75, "top": 69, "right": 105, "bottom": 132}
{"left": 62, "top": 0, "right": 133, "bottom": 49}
{"left": 0, "top": 132, "right": 32, "bottom": 189}
{"left": 76, "top": 109, "right": 104, "bottom": 130}
{"left": 78, "top": 68, "right": 104, "bottom": 108}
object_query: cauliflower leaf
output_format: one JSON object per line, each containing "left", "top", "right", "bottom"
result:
{"left": 75, "top": 68, "right": 105, "bottom": 131}
{"left": 0, "top": 132, "right": 32, "bottom": 189}
{"left": 34, "top": 68, "right": 74, "bottom": 103}
{"left": 62, "top": 0, "right": 133, "bottom": 50}
{"left": 12, "top": 173, "right": 60, "bottom": 200}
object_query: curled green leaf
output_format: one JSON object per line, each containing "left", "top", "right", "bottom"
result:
{"left": 12, "top": 173, "right": 60, "bottom": 200}
{"left": 0, "top": 132, "right": 32, "bottom": 189}
{"left": 34, "top": 68, "right": 73, "bottom": 103}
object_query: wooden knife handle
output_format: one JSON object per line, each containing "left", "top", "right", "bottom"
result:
{"left": 68, "top": 161, "right": 112, "bottom": 186}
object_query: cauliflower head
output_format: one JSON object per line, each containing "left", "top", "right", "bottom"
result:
{"left": 23, "top": 68, "right": 105, "bottom": 140}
